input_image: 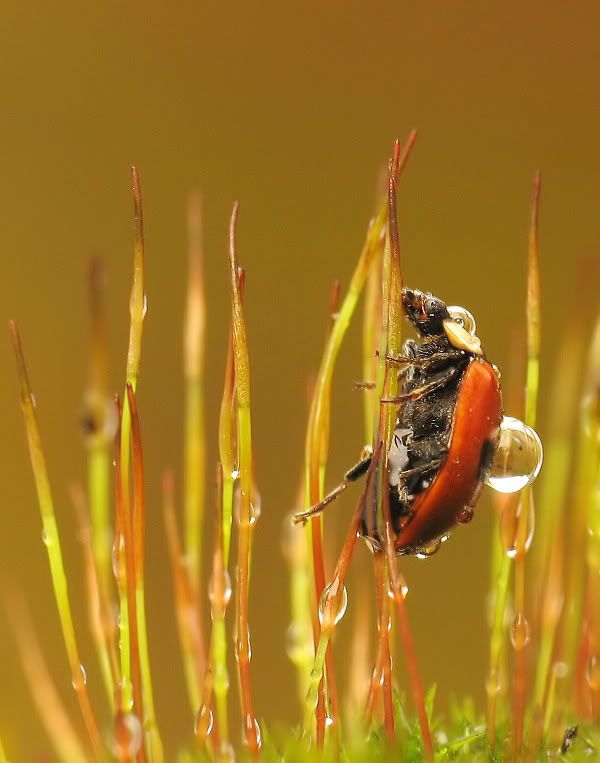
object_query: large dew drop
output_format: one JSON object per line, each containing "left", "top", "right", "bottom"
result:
{"left": 486, "top": 416, "right": 543, "bottom": 494}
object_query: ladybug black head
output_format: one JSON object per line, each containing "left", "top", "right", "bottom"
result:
{"left": 402, "top": 288, "right": 450, "bottom": 337}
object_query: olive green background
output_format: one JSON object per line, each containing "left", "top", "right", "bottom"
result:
{"left": 1, "top": 2, "right": 599, "bottom": 758}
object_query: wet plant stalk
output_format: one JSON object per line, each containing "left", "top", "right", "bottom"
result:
{"left": 228, "top": 202, "right": 260, "bottom": 754}
{"left": 84, "top": 256, "right": 116, "bottom": 710}
{"left": 210, "top": 468, "right": 232, "bottom": 750}
{"left": 162, "top": 470, "right": 204, "bottom": 715}
{"left": 303, "top": 130, "right": 416, "bottom": 742}
{"left": 378, "top": 166, "right": 433, "bottom": 760}
{"left": 71, "top": 483, "right": 120, "bottom": 706}
{"left": 512, "top": 171, "right": 542, "bottom": 754}
{"left": 6, "top": 592, "right": 88, "bottom": 763}
{"left": 302, "top": 447, "right": 382, "bottom": 738}
{"left": 118, "top": 166, "right": 146, "bottom": 715}
{"left": 113, "top": 394, "right": 146, "bottom": 759}
{"left": 184, "top": 193, "right": 207, "bottom": 589}
{"left": 9, "top": 322, "right": 102, "bottom": 756}
{"left": 127, "top": 384, "right": 163, "bottom": 761}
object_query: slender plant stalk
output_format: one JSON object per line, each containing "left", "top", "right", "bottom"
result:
{"left": 373, "top": 552, "right": 394, "bottom": 739}
{"left": 209, "top": 468, "right": 233, "bottom": 753}
{"left": 184, "top": 192, "right": 207, "bottom": 589}
{"left": 71, "top": 483, "right": 120, "bottom": 705}
{"left": 118, "top": 166, "right": 147, "bottom": 716}
{"left": 162, "top": 470, "right": 204, "bottom": 715}
{"left": 512, "top": 171, "right": 542, "bottom": 755}
{"left": 228, "top": 202, "right": 260, "bottom": 754}
{"left": 9, "top": 322, "right": 102, "bottom": 756}
{"left": 113, "top": 394, "right": 146, "bottom": 761}
{"left": 302, "top": 446, "right": 382, "bottom": 738}
{"left": 584, "top": 324, "right": 600, "bottom": 720}
{"left": 83, "top": 256, "right": 116, "bottom": 711}
{"left": 303, "top": 130, "right": 417, "bottom": 742}
{"left": 378, "top": 165, "right": 433, "bottom": 760}
{"left": 553, "top": 314, "right": 600, "bottom": 740}
{"left": 127, "top": 384, "right": 164, "bottom": 761}
{"left": 6, "top": 591, "right": 89, "bottom": 763}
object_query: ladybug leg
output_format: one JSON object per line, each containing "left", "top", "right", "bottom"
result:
{"left": 291, "top": 454, "right": 373, "bottom": 525}
{"left": 381, "top": 365, "right": 459, "bottom": 403}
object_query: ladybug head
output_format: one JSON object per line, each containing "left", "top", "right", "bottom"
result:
{"left": 402, "top": 288, "right": 450, "bottom": 336}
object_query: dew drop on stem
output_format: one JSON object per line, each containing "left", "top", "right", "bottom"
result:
{"left": 318, "top": 577, "right": 348, "bottom": 630}
{"left": 111, "top": 711, "right": 143, "bottom": 757}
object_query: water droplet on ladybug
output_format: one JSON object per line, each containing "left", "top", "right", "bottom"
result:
{"left": 415, "top": 539, "right": 442, "bottom": 559}
{"left": 486, "top": 416, "right": 543, "bottom": 494}
{"left": 457, "top": 507, "right": 474, "bottom": 524}
{"left": 447, "top": 305, "right": 477, "bottom": 335}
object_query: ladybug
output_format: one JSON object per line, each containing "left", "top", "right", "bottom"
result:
{"left": 293, "top": 288, "right": 503, "bottom": 556}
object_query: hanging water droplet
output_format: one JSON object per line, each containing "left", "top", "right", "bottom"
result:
{"left": 285, "top": 622, "right": 313, "bottom": 664}
{"left": 457, "top": 507, "right": 474, "bottom": 524}
{"left": 586, "top": 654, "right": 600, "bottom": 692}
{"left": 71, "top": 663, "right": 87, "bottom": 690}
{"left": 141, "top": 294, "right": 148, "bottom": 318}
{"left": 233, "top": 493, "right": 261, "bottom": 528}
{"left": 387, "top": 576, "right": 409, "bottom": 601}
{"left": 510, "top": 613, "right": 530, "bottom": 649}
{"left": 500, "top": 491, "right": 535, "bottom": 558}
{"left": 118, "top": 677, "right": 134, "bottom": 711}
{"left": 318, "top": 578, "right": 348, "bottom": 630}
{"left": 112, "top": 534, "right": 124, "bottom": 580}
{"left": 486, "top": 416, "right": 543, "bottom": 494}
{"left": 242, "top": 715, "right": 262, "bottom": 750}
{"left": 447, "top": 305, "right": 477, "bottom": 335}
{"left": 41, "top": 528, "right": 52, "bottom": 546}
{"left": 194, "top": 705, "right": 214, "bottom": 740}
{"left": 208, "top": 569, "right": 232, "bottom": 614}
{"left": 110, "top": 711, "right": 143, "bottom": 757}
{"left": 415, "top": 539, "right": 442, "bottom": 559}
{"left": 325, "top": 715, "right": 334, "bottom": 728}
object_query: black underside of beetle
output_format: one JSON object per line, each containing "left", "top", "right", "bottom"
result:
{"left": 360, "top": 333, "right": 471, "bottom": 539}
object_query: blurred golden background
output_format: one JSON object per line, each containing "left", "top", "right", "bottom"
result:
{"left": 1, "top": 2, "right": 599, "bottom": 758}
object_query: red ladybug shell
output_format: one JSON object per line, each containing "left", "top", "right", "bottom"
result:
{"left": 394, "top": 358, "right": 502, "bottom": 552}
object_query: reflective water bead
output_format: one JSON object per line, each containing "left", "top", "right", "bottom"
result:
{"left": 208, "top": 569, "right": 232, "bottom": 613}
{"left": 415, "top": 539, "right": 442, "bottom": 559}
{"left": 447, "top": 305, "right": 477, "bottom": 335}
{"left": 586, "top": 654, "right": 600, "bottom": 692}
{"left": 318, "top": 578, "right": 348, "bottom": 630}
{"left": 111, "top": 712, "right": 143, "bottom": 757}
{"left": 243, "top": 716, "right": 262, "bottom": 750}
{"left": 486, "top": 416, "right": 543, "bottom": 494}
{"left": 510, "top": 612, "right": 530, "bottom": 650}
{"left": 71, "top": 663, "right": 87, "bottom": 690}
{"left": 194, "top": 705, "right": 214, "bottom": 739}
